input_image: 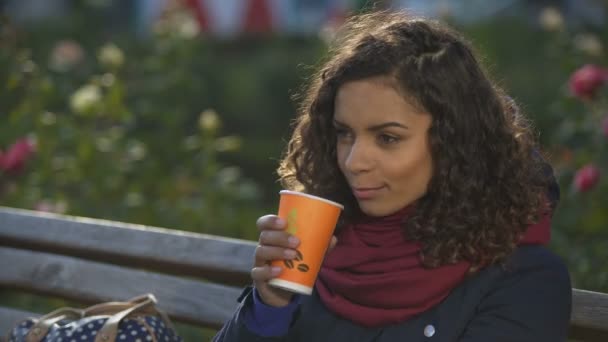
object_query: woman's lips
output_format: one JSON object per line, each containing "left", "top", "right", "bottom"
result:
{"left": 352, "top": 186, "right": 385, "bottom": 200}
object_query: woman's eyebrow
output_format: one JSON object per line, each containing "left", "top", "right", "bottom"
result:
{"left": 333, "top": 120, "right": 408, "bottom": 131}
{"left": 367, "top": 122, "right": 408, "bottom": 131}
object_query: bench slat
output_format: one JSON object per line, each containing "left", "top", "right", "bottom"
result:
{"left": 570, "top": 289, "right": 608, "bottom": 341}
{"left": 0, "top": 246, "right": 242, "bottom": 329}
{"left": 0, "top": 206, "right": 256, "bottom": 286}
{"left": 1, "top": 206, "right": 607, "bottom": 340}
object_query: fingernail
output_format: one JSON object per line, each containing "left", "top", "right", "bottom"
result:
{"left": 288, "top": 236, "right": 300, "bottom": 247}
{"left": 271, "top": 266, "right": 282, "bottom": 275}
{"left": 275, "top": 218, "right": 285, "bottom": 227}
{"left": 284, "top": 249, "right": 297, "bottom": 258}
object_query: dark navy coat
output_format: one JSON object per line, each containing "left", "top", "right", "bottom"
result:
{"left": 213, "top": 245, "right": 571, "bottom": 341}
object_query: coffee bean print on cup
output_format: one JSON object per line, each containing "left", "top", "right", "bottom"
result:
{"left": 295, "top": 249, "right": 304, "bottom": 262}
{"left": 297, "top": 264, "right": 310, "bottom": 272}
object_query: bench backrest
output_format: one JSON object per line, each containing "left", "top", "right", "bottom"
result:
{"left": 0, "top": 206, "right": 607, "bottom": 341}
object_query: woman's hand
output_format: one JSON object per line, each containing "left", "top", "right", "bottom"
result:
{"left": 252, "top": 215, "right": 337, "bottom": 307}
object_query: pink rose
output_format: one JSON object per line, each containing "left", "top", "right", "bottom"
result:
{"left": 35, "top": 201, "right": 55, "bottom": 213}
{"left": 573, "top": 164, "right": 601, "bottom": 192}
{"left": 49, "top": 39, "right": 85, "bottom": 71}
{"left": 0, "top": 137, "right": 36, "bottom": 175}
{"left": 569, "top": 64, "right": 608, "bottom": 99}
{"left": 35, "top": 200, "right": 67, "bottom": 214}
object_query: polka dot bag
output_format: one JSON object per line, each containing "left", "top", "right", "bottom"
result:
{"left": 8, "top": 294, "right": 183, "bottom": 342}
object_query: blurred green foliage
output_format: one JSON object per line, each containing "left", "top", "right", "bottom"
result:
{"left": 0, "top": 2, "right": 607, "bottom": 339}
{"left": 0, "top": 4, "right": 326, "bottom": 339}
{"left": 462, "top": 16, "right": 608, "bottom": 294}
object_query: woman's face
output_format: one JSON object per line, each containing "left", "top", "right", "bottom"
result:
{"left": 334, "top": 76, "right": 433, "bottom": 217}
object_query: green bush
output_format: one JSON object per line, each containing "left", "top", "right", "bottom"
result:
{"left": 0, "top": 6, "right": 325, "bottom": 339}
{"left": 458, "top": 12, "right": 608, "bottom": 293}
{"left": 0, "top": 36, "right": 265, "bottom": 239}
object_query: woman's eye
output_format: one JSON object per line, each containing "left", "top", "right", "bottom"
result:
{"left": 378, "top": 134, "right": 399, "bottom": 145}
{"left": 335, "top": 128, "right": 351, "bottom": 139}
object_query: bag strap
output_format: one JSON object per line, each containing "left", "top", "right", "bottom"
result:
{"left": 83, "top": 294, "right": 155, "bottom": 316}
{"left": 24, "top": 307, "right": 84, "bottom": 342}
{"left": 94, "top": 294, "right": 175, "bottom": 342}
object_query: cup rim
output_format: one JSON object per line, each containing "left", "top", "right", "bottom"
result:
{"left": 279, "top": 190, "right": 344, "bottom": 210}
{"left": 268, "top": 278, "right": 313, "bottom": 295}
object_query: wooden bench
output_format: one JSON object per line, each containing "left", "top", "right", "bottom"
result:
{"left": 0, "top": 206, "right": 607, "bottom": 341}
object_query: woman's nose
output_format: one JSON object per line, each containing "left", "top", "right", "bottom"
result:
{"left": 344, "top": 140, "right": 373, "bottom": 174}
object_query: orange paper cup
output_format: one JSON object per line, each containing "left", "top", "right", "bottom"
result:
{"left": 268, "top": 190, "right": 344, "bottom": 295}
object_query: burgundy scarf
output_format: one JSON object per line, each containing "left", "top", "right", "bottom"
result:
{"left": 315, "top": 206, "right": 551, "bottom": 327}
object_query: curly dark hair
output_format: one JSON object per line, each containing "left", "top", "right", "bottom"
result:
{"left": 277, "top": 11, "right": 550, "bottom": 271}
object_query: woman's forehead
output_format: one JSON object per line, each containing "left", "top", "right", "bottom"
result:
{"left": 334, "top": 78, "right": 427, "bottom": 124}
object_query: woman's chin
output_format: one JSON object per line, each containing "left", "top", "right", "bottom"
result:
{"left": 358, "top": 203, "right": 394, "bottom": 217}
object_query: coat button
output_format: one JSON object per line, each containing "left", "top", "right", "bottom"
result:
{"left": 424, "top": 324, "right": 436, "bottom": 337}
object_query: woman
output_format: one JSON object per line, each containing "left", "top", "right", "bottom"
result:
{"left": 213, "top": 11, "right": 571, "bottom": 342}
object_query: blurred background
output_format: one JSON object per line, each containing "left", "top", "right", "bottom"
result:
{"left": 1, "top": 0, "right": 607, "bottom": 339}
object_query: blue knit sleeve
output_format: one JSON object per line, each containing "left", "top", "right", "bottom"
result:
{"left": 242, "top": 287, "right": 301, "bottom": 337}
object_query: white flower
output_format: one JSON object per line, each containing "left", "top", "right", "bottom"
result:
{"left": 199, "top": 109, "right": 221, "bottom": 133}
{"left": 70, "top": 84, "right": 102, "bottom": 114}
{"left": 214, "top": 135, "right": 242, "bottom": 152}
{"left": 539, "top": 7, "right": 564, "bottom": 32}
{"left": 178, "top": 15, "right": 200, "bottom": 39}
{"left": 217, "top": 167, "right": 241, "bottom": 187}
{"left": 573, "top": 33, "right": 603, "bottom": 57}
{"left": 98, "top": 43, "right": 125, "bottom": 68}
{"left": 127, "top": 140, "right": 147, "bottom": 161}
{"left": 100, "top": 73, "right": 116, "bottom": 87}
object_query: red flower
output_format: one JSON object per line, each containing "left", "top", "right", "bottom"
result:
{"left": 0, "top": 137, "right": 36, "bottom": 175}
{"left": 573, "top": 164, "right": 601, "bottom": 192}
{"left": 569, "top": 64, "right": 608, "bottom": 99}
